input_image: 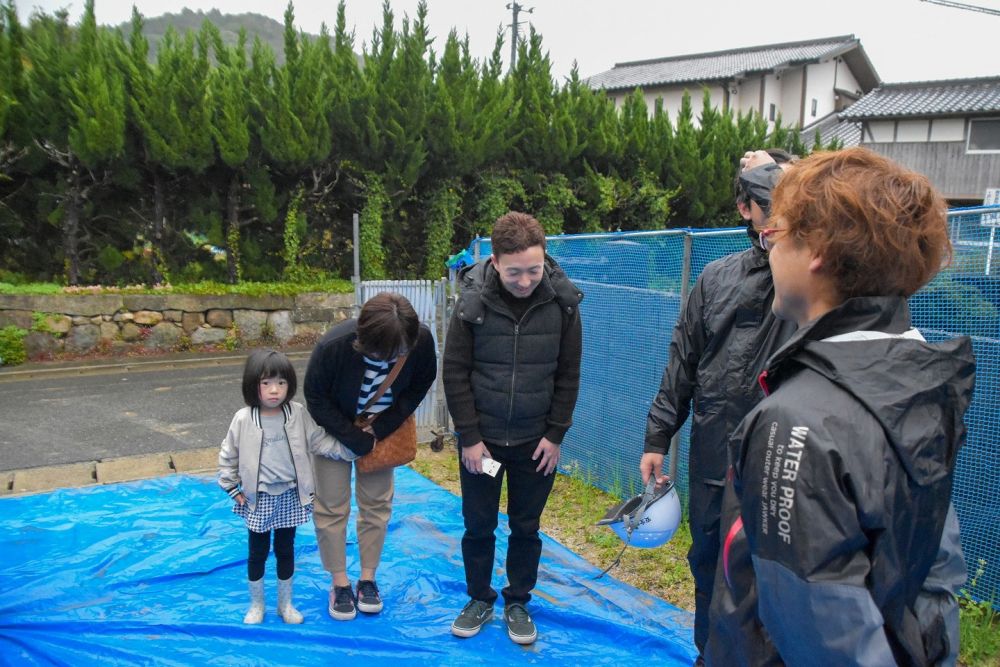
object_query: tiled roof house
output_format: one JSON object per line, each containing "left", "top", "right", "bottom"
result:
{"left": 587, "top": 35, "right": 880, "bottom": 130}
{"left": 839, "top": 77, "right": 1000, "bottom": 200}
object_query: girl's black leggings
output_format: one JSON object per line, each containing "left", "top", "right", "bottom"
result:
{"left": 247, "top": 527, "right": 296, "bottom": 581}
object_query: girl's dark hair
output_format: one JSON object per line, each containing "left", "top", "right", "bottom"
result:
{"left": 242, "top": 349, "right": 297, "bottom": 407}
{"left": 353, "top": 292, "right": 420, "bottom": 361}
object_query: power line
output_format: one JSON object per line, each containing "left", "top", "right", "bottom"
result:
{"left": 506, "top": 2, "right": 534, "bottom": 73}
{"left": 919, "top": 0, "right": 1000, "bottom": 16}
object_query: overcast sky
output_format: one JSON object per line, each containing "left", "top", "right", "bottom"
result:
{"left": 11, "top": 0, "right": 1000, "bottom": 84}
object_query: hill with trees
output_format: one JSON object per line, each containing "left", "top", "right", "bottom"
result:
{"left": 115, "top": 7, "right": 313, "bottom": 64}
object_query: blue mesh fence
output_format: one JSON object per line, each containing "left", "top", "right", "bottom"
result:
{"left": 467, "top": 207, "right": 1000, "bottom": 606}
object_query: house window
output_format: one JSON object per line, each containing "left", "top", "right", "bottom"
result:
{"left": 811, "top": 99, "right": 818, "bottom": 117}
{"left": 769, "top": 103, "right": 776, "bottom": 121}
{"left": 968, "top": 118, "right": 1000, "bottom": 152}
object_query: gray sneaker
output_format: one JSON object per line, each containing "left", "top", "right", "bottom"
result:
{"left": 328, "top": 585, "right": 356, "bottom": 621}
{"left": 503, "top": 603, "right": 537, "bottom": 644}
{"left": 356, "top": 579, "right": 383, "bottom": 614}
{"left": 451, "top": 599, "right": 494, "bottom": 637}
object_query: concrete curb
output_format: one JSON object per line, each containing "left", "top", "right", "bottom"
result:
{"left": 2, "top": 447, "right": 219, "bottom": 497}
{"left": 0, "top": 349, "right": 313, "bottom": 382}
{"left": 0, "top": 435, "right": 445, "bottom": 498}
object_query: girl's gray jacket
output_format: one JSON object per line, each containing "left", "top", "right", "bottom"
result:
{"left": 217, "top": 401, "right": 355, "bottom": 511}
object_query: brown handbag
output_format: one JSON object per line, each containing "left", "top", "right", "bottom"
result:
{"left": 354, "top": 353, "right": 418, "bottom": 474}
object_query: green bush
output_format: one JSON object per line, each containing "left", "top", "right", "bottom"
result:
{"left": 0, "top": 280, "right": 353, "bottom": 297}
{"left": 0, "top": 326, "right": 28, "bottom": 366}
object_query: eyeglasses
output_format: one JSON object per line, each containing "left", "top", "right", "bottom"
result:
{"left": 758, "top": 227, "right": 788, "bottom": 252}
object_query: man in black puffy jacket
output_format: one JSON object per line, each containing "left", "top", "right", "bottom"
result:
{"left": 444, "top": 211, "right": 583, "bottom": 646}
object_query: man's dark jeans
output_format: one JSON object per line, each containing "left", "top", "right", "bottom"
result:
{"left": 459, "top": 440, "right": 556, "bottom": 606}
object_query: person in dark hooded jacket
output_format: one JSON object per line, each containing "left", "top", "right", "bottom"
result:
{"left": 642, "top": 149, "right": 797, "bottom": 658}
{"left": 706, "top": 147, "right": 975, "bottom": 666}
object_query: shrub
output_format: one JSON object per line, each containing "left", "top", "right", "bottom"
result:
{"left": 0, "top": 326, "right": 28, "bottom": 366}
{"left": 224, "top": 323, "right": 241, "bottom": 351}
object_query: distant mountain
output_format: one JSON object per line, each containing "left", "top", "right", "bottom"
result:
{"left": 117, "top": 8, "right": 318, "bottom": 64}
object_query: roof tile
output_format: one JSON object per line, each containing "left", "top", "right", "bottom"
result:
{"left": 588, "top": 35, "right": 859, "bottom": 91}
{"left": 840, "top": 77, "right": 1000, "bottom": 119}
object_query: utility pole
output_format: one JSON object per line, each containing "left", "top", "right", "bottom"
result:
{"left": 919, "top": 0, "right": 1000, "bottom": 16}
{"left": 506, "top": 2, "right": 534, "bottom": 73}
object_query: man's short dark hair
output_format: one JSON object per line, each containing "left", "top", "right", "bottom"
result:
{"left": 491, "top": 211, "right": 546, "bottom": 257}
{"left": 242, "top": 349, "right": 297, "bottom": 407}
{"left": 734, "top": 148, "right": 798, "bottom": 207}
{"left": 353, "top": 292, "right": 420, "bottom": 361}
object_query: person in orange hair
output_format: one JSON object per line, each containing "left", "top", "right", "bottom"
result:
{"left": 706, "top": 147, "right": 974, "bottom": 666}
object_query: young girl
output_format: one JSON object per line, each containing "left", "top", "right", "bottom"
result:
{"left": 218, "top": 349, "right": 355, "bottom": 624}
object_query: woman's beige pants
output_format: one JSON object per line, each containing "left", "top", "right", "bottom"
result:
{"left": 312, "top": 455, "right": 394, "bottom": 574}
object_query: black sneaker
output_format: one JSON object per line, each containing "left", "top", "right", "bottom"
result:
{"left": 503, "top": 603, "right": 537, "bottom": 645}
{"left": 450, "top": 599, "right": 494, "bottom": 638}
{"left": 356, "top": 579, "right": 383, "bottom": 614}
{"left": 328, "top": 585, "right": 356, "bottom": 621}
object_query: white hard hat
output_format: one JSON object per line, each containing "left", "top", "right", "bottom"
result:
{"left": 597, "top": 479, "right": 682, "bottom": 548}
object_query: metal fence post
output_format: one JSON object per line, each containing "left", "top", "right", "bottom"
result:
{"left": 352, "top": 212, "right": 361, "bottom": 317}
{"left": 668, "top": 231, "right": 694, "bottom": 483}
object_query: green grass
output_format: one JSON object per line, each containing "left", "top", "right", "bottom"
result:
{"left": 959, "top": 559, "right": 1000, "bottom": 666}
{"left": 0, "top": 279, "right": 353, "bottom": 296}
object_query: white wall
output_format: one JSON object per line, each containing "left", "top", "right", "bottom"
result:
{"left": 931, "top": 118, "right": 965, "bottom": 142}
{"left": 804, "top": 60, "right": 838, "bottom": 123}
{"left": 897, "top": 120, "right": 930, "bottom": 142}
{"left": 762, "top": 72, "right": 782, "bottom": 126}
{"left": 738, "top": 77, "right": 762, "bottom": 118}
{"left": 867, "top": 120, "right": 896, "bottom": 142}
{"left": 834, "top": 59, "right": 862, "bottom": 96}
{"left": 779, "top": 68, "right": 804, "bottom": 126}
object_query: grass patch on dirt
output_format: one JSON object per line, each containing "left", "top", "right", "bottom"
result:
{"left": 408, "top": 442, "right": 695, "bottom": 612}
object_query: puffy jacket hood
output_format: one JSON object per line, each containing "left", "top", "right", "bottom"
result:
{"left": 456, "top": 253, "right": 583, "bottom": 323}
{"left": 766, "top": 296, "right": 975, "bottom": 486}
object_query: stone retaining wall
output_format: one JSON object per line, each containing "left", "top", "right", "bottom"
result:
{"left": 0, "top": 292, "right": 354, "bottom": 358}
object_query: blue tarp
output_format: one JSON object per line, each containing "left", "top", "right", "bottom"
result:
{"left": 1, "top": 469, "right": 696, "bottom": 665}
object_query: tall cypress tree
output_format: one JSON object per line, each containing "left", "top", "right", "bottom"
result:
{"left": 0, "top": 1, "right": 27, "bottom": 175}
{"left": 23, "top": 0, "right": 125, "bottom": 284}
{"left": 508, "top": 28, "right": 558, "bottom": 171}
{"left": 669, "top": 90, "right": 704, "bottom": 223}
{"left": 255, "top": 3, "right": 332, "bottom": 174}
{"left": 206, "top": 26, "right": 254, "bottom": 283}
{"left": 126, "top": 12, "right": 214, "bottom": 283}
{"left": 328, "top": 1, "right": 365, "bottom": 162}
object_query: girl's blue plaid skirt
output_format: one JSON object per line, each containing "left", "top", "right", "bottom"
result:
{"left": 233, "top": 487, "right": 312, "bottom": 533}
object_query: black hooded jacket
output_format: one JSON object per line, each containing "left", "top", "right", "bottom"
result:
{"left": 645, "top": 243, "right": 797, "bottom": 484}
{"left": 707, "top": 296, "right": 975, "bottom": 666}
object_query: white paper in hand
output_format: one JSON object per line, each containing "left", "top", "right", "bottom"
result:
{"left": 481, "top": 457, "right": 501, "bottom": 477}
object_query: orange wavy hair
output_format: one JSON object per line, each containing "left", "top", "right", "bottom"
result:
{"left": 770, "top": 147, "right": 950, "bottom": 299}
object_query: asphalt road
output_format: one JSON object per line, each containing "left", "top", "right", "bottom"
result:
{"left": 0, "top": 354, "right": 310, "bottom": 471}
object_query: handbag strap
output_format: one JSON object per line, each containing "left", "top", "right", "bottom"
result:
{"left": 358, "top": 352, "right": 410, "bottom": 417}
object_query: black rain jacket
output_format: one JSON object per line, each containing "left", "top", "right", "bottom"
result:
{"left": 645, "top": 244, "right": 797, "bottom": 485}
{"left": 707, "top": 296, "right": 975, "bottom": 667}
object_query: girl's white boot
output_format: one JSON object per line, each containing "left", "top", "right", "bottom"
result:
{"left": 277, "top": 576, "right": 304, "bottom": 624}
{"left": 243, "top": 578, "right": 265, "bottom": 624}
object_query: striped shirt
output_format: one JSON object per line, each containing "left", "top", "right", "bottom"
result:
{"left": 357, "top": 356, "right": 395, "bottom": 416}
